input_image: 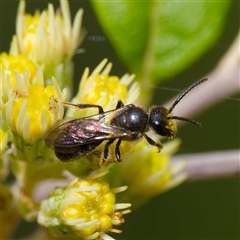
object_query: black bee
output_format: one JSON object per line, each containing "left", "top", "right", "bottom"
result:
{"left": 43, "top": 78, "right": 207, "bottom": 163}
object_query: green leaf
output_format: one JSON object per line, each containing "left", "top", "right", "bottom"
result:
{"left": 90, "top": 1, "right": 231, "bottom": 84}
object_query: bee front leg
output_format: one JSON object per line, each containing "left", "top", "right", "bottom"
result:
{"left": 144, "top": 134, "right": 163, "bottom": 152}
{"left": 116, "top": 100, "right": 124, "bottom": 109}
{"left": 115, "top": 139, "right": 122, "bottom": 162}
{"left": 62, "top": 102, "right": 104, "bottom": 114}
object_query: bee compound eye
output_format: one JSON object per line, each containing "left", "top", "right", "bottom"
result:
{"left": 149, "top": 107, "right": 170, "bottom": 137}
{"left": 153, "top": 120, "right": 169, "bottom": 136}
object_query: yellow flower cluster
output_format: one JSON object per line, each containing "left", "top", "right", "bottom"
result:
{"left": 0, "top": 53, "right": 37, "bottom": 101}
{"left": 38, "top": 175, "right": 131, "bottom": 240}
{"left": 68, "top": 58, "right": 139, "bottom": 118}
{"left": 15, "top": 0, "right": 84, "bottom": 63}
{"left": 103, "top": 139, "right": 186, "bottom": 207}
{"left": 0, "top": 59, "right": 66, "bottom": 143}
{"left": 0, "top": 1, "right": 187, "bottom": 240}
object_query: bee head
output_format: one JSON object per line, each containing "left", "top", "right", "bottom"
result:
{"left": 149, "top": 78, "right": 208, "bottom": 138}
{"left": 149, "top": 106, "right": 177, "bottom": 138}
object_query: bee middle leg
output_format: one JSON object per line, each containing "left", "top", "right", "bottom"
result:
{"left": 115, "top": 139, "right": 122, "bottom": 162}
{"left": 144, "top": 134, "right": 163, "bottom": 152}
{"left": 103, "top": 139, "right": 115, "bottom": 161}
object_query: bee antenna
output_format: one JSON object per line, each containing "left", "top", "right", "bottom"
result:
{"left": 168, "top": 78, "right": 208, "bottom": 114}
{"left": 168, "top": 116, "right": 202, "bottom": 127}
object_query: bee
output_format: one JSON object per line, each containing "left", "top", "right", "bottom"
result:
{"left": 44, "top": 78, "right": 208, "bottom": 163}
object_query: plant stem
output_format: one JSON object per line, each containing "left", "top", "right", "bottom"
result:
{"left": 165, "top": 31, "right": 240, "bottom": 119}
{"left": 171, "top": 149, "right": 240, "bottom": 182}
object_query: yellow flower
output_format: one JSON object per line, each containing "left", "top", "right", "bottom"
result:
{"left": 38, "top": 172, "right": 131, "bottom": 240}
{"left": 0, "top": 129, "right": 9, "bottom": 154}
{"left": 67, "top": 58, "right": 140, "bottom": 118}
{"left": 10, "top": 0, "right": 84, "bottom": 92}
{"left": 15, "top": 0, "right": 84, "bottom": 64}
{"left": 0, "top": 53, "right": 37, "bottom": 102}
{"left": 1, "top": 66, "right": 67, "bottom": 143}
{"left": 0, "top": 128, "right": 10, "bottom": 180}
{"left": 104, "top": 139, "right": 187, "bottom": 207}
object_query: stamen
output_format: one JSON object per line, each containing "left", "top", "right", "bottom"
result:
{"left": 72, "top": 9, "right": 84, "bottom": 55}
{"left": 74, "top": 219, "right": 99, "bottom": 230}
{"left": 9, "top": 35, "right": 19, "bottom": 55}
{"left": 16, "top": 0, "right": 25, "bottom": 51}
{"left": 64, "top": 218, "right": 86, "bottom": 226}
{"left": 16, "top": 99, "right": 28, "bottom": 134}
{"left": 85, "top": 232, "right": 100, "bottom": 240}
{"left": 79, "top": 67, "right": 90, "bottom": 95}
{"left": 102, "top": 233, "right": 115, "bottom": 240}
{"left": 114, "top": 203, "right": 131, "bottom": 210}
{"left": 120, "top": 209, "right": 131, "bottom": 215}
{"left": 36, "top": 11, "right": 46, "bottom": 57}
{"left": 23, "top": 70, "right": 30, "bottom": 89}
{"left": 110, "top": 228, "right": 122, "bottom": 234}
{"left": 40, "top": 111, "right": 47, "bottom": 132}
{"left": 127, "top": 81, "right": 140, "bottom": 104}
{"left": 6, "top": 96, "right": 14, "bottom": 127}
{"left": 48, "top": 4, "right": 55, "bottom": 48}
{"left": 60, "top": 0, "right": 71, "bottom": 41}
{"left": 111, "top": 186, "right": 128, "bottom": 194}
{"left": 92, "top": 58, "right": 108, "bottom": 75}
{"left": 61, "top": 88, "right": 68, "bottom": 101}
{"left": 161, "top": 173, "right": 188, "bottom": 193}
{"left": 23, "top": 114, "right": 30, "bottom": 141}
{"left": 102, "top": 62, "right": 113, "bottom": 74}
{"left": 120, "top": 73, "right": 135, "bottom": 86}
{"left": 56, "top": 15, "right": 64, "bottom": 54}
{"left": 52, "top": 77, "right": 62, "bottom": 101}
{"left": 87, "top": 170, "right": 109, "bottom": 180}
{"left": 63, "top": 196, "right": 85, "bottom": 206}
{"left": 112, "top": 219, "right": 123, "bottom": 226}
{"left": 170, "top": 159, "right": 187, "bottom": 175}
{"left": 33, "top": 67, "right": 44, "bottom": 86}
{"left": 15, "top": 72, "right": 23, "bottom": 94}
{"left": 138, "top": 166, "right": 168, "bottom": 190}
{"left": 70, "top": 186, "right": 100, "bottom": 193}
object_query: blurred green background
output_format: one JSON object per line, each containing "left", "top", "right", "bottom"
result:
{"left": 1, "top": 1, "right": 239, "bottom": 239}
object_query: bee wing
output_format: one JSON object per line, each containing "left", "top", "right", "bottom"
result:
{"left": 79, "top": 105, "right": 130, "bottom": 123}
{"left": 98, "top": 105, "right": 130, "bottom": 123}
{"left": 43, "top": 119, "right": 82, "bottom": 150}
{"left": 43, "top": 115, "right": 132, "bottom": 151}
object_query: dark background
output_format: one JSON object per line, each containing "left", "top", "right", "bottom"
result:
{"left": 1, "top": 1, "right": 239, "bottom": 239}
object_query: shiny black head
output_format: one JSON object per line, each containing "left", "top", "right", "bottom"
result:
{"left": 149, "top": 78, "right": 208, "bottom": 138}
{"left": 149, "top": 106, "right": 175, "bottom": 137}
